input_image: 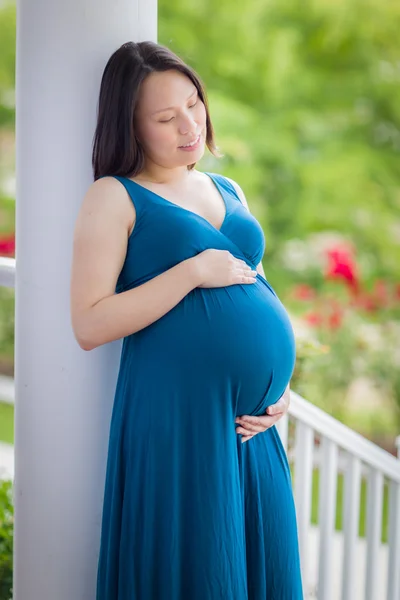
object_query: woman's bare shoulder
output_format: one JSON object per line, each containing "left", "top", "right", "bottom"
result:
{"left": 83, "top": 175, "right": 129, "bottom": 204}
{"left": 79, "top": 176, "right": 136, "bottom": 232}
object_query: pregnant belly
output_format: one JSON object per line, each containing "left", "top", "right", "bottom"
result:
{"left": 130, "top": 276, "right": 296, "bottom": 417}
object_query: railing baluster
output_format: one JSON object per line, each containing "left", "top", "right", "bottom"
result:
{"left": 387, "top": 480, "right": 400, "bottom": 600}
{"left": 365, "top": 468, "right": 384, "bottom": 600}
{"left": 342, "top": 454, "right": 362, "bottom": 600}
{"left": 293, "top": 420, "right": 314, "bottom": 595}
{"left": 275, "top": 412, "right": 289, "bottom": 450}
{"left": 318, "top": 437, "right": 338, "bottom": 600}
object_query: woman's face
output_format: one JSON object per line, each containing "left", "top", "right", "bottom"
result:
{"left": 134, "top": 69, "right": 207, "bottom": 171}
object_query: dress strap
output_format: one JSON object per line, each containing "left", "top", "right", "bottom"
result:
{"left": 103, "top": 175, "right": 146, "bottom": 222}
{"left": 205, "top": 172, "right": 243, "bottom": 205}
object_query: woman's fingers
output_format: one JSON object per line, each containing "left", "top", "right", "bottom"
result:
{"left": 241, "top": 433, "right": 255, "bottom": 443}
{"left": 235, "top": 413, "right": 283, "bottom": 434}
{"left": 235, "top": 394, "right": 288, "bottom": 441}
{"left": 267, "top": 388, "right": 290, "bottom": 416}
{"left": 236, "top": 424, "right": 265, "bottom": 435}
{"left": 238, "top": 267, "right": 257, "bottom": 281}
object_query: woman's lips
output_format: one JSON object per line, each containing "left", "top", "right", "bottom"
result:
{"left": 178, "top": 134, "right": 202, "bottom": 151}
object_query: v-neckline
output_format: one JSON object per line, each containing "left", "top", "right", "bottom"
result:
{"left": 122, "top": 172, "right": 230, "bottom": 233}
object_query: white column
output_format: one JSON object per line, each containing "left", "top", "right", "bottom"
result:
{"left": 14, "top": 2, "right": 157, "bottom": 599}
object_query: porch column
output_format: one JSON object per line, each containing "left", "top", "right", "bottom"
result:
{"left": 14, "top": 1, "right": 157, "bottom": 598}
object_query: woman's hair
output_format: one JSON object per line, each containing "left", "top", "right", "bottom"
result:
{"left": 92, "top": 41, "right": 220, "bottom": 181}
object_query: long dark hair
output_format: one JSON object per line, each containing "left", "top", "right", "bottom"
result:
{"left": 92, "top": 41, "right": 220, "bottom": 181}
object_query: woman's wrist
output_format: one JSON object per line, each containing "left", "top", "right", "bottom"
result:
{"left": 183, "top": 255, "right": 203, "bottom": 288}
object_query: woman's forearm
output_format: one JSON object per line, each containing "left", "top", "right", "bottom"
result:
{"left": 75, "top": 257, "right": 200, "bottom": 351}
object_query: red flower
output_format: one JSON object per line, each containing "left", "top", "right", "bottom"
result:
{"left": 371, "top": 279, "right": 389, "bottom": 308}
{"left": 328, "top": 307, "right": 344, "bottom": 329}
{"left": 354, "top": 280, "right": 392, "bottom": 313}
{"left": 0, "top": 233, "right": 15, "bottom": 257}
{"left": 292, "top": 284, "right": 317, "bottom": 301}
{"left": 360, "top": 295, "right": 378, "bottom": 312}
{"left": 304, "top": 311, "right": 323, "bottom": 327}
{"left": 325, "top": 244, "right": 359, "bottom": 294}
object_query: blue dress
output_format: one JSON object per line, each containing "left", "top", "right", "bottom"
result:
{"left": 96, "top": 172, "right": 304, "bottom": 599}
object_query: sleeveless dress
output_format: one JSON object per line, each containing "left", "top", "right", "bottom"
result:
{"left": 96, "top": 172, "right": 304, "bottom": 600}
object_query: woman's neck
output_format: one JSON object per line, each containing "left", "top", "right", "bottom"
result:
{"left": 136, "top": 164, "right": 192, "bottom": 186}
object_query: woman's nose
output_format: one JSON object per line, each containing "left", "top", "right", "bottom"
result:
{"left": 178, "top": 114, "right": 197, "bottom": 135}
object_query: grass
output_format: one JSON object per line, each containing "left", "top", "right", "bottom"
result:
{"left": 0, "top": 402, "right": 391, "bottom": 543}
{"left": 308, "top": 467, "right": 389, "bottom": 544}
{"left": 0, "top": 400, "right": 13, "bottom": 444}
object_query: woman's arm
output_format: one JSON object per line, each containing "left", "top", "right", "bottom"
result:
{"left": 70, "top": 177, "right": 200, "bottom": 351}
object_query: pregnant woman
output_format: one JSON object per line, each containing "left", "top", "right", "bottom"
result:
{"left": 70, "top": 41, "right": 303, "bottom": 599}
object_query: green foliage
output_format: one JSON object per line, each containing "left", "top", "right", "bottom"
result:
{"left": 159, "top": 0, "right": 400, "bottom": 287}
{"left": 0, "top": 195, "right": 14, "bottom": 235}
{"left": 0, "top": 288, "right": 14, "bottom": 369}
{"left": 290, "top": 297, "right": 400, "bottom": 439}
{"left": 0, "top": 479, "right": 13, "bottom": 600}
{"left": 0, "top": 2, "right": 15, "bottom": 129}
{"left": 0, "top": 403, "right": 13, "bottom": 445}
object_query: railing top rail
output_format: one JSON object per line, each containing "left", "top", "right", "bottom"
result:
{"left": 290, "top": 391, "right": 400, "bottom": 482}
{"left": 0, "top": 375, "right": 14, "bottom": 405}
{"left": 0, "top": 257, "right": 16, "bottom": 288}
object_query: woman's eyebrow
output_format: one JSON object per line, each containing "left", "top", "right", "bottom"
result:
{"left": 151, "top": 88, "right": 197, "bottom": 115}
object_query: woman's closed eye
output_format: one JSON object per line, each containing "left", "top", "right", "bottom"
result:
{"left": 159, "top": 101, "right": 198, "bottom": 124}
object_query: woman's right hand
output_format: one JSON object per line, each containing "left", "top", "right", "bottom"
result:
{"left": 191, "top": 249, "right": 258, "bottom": 288}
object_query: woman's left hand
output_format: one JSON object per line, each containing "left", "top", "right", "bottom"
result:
{"left": 235, "top": 384, "right": 291, "bottom": 443}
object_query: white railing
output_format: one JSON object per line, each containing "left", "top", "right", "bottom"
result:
{"left": 0, "top": 374, "right": 14, "bottom": 405}
{"left": 276, "top": 396, "right": 400, "bottom": 600}
{"left": 0, "top": 258, "right": 15, "bottom": 409}
{"left": 0, "top": 256, "right": 15, "bottom": 288}
{"left": 1, "top": 258, "right": 400, "bottom": 599}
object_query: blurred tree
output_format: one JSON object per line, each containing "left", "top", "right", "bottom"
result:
{"left": 159, "top": 0, "right": 400, "bottom": 290}
{"left": 0, "top": 1, "right": 15, "bottom": 129}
